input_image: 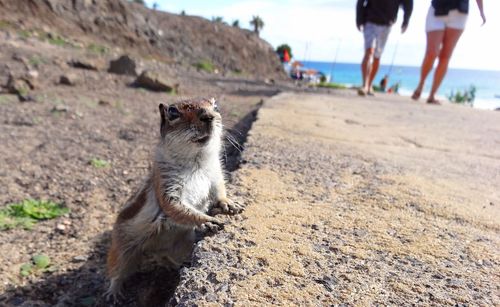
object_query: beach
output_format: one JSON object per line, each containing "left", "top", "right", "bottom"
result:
{"left": 302, "top": 61, "right": 500, "bottom": 110}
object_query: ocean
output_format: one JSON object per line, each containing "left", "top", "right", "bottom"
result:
{"left": 301, "top": 61, "right": 500, "bottom": 110}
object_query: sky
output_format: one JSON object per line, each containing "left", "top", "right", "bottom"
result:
{"left": 144, "top": 0, "right": 500, "bottom": 71}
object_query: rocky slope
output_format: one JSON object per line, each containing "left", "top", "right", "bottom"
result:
{"left": 0, "top": 0, "right": 286, "bottom": 79}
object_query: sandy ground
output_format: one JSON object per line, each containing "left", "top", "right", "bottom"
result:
{"left": 173, "top": 92, "right": 500, "bottom": 306}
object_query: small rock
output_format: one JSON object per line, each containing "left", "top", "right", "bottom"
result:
{"left": 134, "top": 70, "right": 179, "bottom": 92}
{"left": 446, "top": 279, "right": 464, "bottom": 288}
{"left": 118, "top": 129, "right": 138, "bottom": 141}
{"left": 52, "top": 105, "right": 69, "bottom": 113}
{"left": 69, "top": 58, "right": 103, "bottom": 71}
{"left": 27, "top": 70, "right": 39, "bottom": 79}
{"left": 108, "top": 55, "right": 138, "bottom": 76}
{"left": 59, "top": 73, "right": 78, "bottom": 86}
{"left": 98, "top": 99, "right": 111, "bottom": 106}
{"left": 56, "top": 224, "right": 66, "bottom": 231}
{"left": 10, "top": 116, "right": 36, "bottom": 126}
{"left": 5, "top": 73, "right": 32, "bottom": 95}
{"left": 12, "top": 53, "right": 27, "bottom": 64}
{"left": 72, "top": 255, "right": 87, "bottom": 262}
{"left": 18, "top": 94, "right": 36, "bottom": 103}
{"left": 311, "top": 224, "right": 320, "bottom": 230}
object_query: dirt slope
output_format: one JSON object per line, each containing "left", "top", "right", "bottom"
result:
{"left": 0, "top": 0, "right": 285, "bottom": 79}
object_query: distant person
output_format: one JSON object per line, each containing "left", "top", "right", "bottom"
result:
{"left": 412, "top": 0, "right": 486, "bottom": 104}
{"left": 283, "top": 49, "right": 290, "bottom": 63}
{"left": 356, "top": 0, "right": 413, "bottom": 96}
{"left": 380, "top": 74, "right": 389, "bottom": 91}
{"left": 387, "top": 81, "right": 400, "bottom": 93}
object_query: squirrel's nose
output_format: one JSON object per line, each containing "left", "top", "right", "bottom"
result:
{"left": 199, "top": 110, "right": 214, "bottom": 122}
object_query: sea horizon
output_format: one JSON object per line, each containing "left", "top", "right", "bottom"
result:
{"left": 300, "top": 60, "right": 500, "bottom": 110}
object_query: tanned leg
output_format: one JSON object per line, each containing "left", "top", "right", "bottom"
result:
{"left": 360, "top": 48, "right": 374, "bottom": 95}
{"left": 367, "top": 57, "right": 380, "bottom": 94}
{"left": 427, "top": 28, "right": 463, "bottom": 103}
{"left": 412, "top": 30, "right": 444, "bottom": 100}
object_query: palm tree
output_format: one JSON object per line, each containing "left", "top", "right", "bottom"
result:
{"left": 212, "top": 16, "right": 224, "bottom": 23}
{"left": 250, "top": 16, "right": 264, "bottom": 36}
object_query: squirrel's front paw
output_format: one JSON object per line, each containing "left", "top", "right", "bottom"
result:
{"left": 211, "top": 198, "right": 244, "bottom": 215}
{"left": 198, "top": 221, "right": 224, "bottom": 235}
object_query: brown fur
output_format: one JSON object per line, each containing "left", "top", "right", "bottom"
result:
{"left": 117, "top": 183, "right": 149, "bottom": 222}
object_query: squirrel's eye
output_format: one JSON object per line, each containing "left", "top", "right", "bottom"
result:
{"left": 167, "top": 106, "right": 180, "bottom": 120}
{"left": 213, "top": 102, "right": 219, "bottom": 113}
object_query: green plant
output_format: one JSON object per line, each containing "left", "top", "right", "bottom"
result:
{"left": 17, "top": 86, "right": 29, "bottom": 97}
{"left": 33, "top": 254, "right": 51, "bottom": 269}
{"left": 194, "top": 60, "right": 215, "bottom": 73}
{"left": 20, "top": 263, "right": 33, "bottom": 276}
{"left": 0, "top": 199, "right": 70, "bottom": 230}
{"left": 87, "top": 43, "right": 108, "bottom": 54}
{"left": 0, "top": 95, "right": 17, "bottom": 104}
{"left": 250, "top": 16, "right": 264, "bottom": 36}
{"left": 448, "top": 85, "right": 476, "bottom": 106}
{"left": 28, "top": 55, "right": 47, "bottom": 67}
{"left": 212, "top": 16, "right": 224, "bottom": 23}
{"left": 18, "top": 30, "right": 32, "bottom": 39}
{"left": 20, "top": 254, "right": 52, "bottom": 277}
{"left": 167, "top": 87, "right": 177, "bottom": 95}
{"left": 90, "top": 158, "right": 110, "bottom": 168}
{"left": 130, "top": 0, "right": 145, "bottom": 5}
{"left": 232, "top": 20, "right": 240, "bottom": 27}
{"left": 47, "top": 36, "right": 68, "bottom": 46}
{"left": 0, "top": 20, "right": 11, "bottom": 30}
{"left": 180, "top": 10, "right": 186, "bottom": 16}
{"left": 317, "top": 82, "right": 347, "bottom": 89}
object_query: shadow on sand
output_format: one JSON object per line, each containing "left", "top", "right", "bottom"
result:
{"left": 2, "top": 230, "right": 180, "bottom": 306}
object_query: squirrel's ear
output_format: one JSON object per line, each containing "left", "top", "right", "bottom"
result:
{"left": 159, "top": 103, "right": 166, "bottom": 120}
{"left": 159, "top": 103, "right": 167, "bottom": 138}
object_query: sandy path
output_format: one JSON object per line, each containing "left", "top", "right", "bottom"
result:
{"left": 173, "top": 92, "right": 500, "bottom": 305}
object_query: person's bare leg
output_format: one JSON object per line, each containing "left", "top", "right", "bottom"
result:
{"left": 359, "top": 48, "right": 374, "bottom": 95}
{"left": 427, "top": 28, "right": 463, "bottom": 103}
{"left": 367, "top": 57, "right": 380, "bottom": 94}
{"left": 412, "top": 30, "right": 444, "bottom": 100}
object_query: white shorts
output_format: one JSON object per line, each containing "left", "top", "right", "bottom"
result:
{"left": 363, "top": 22, "right": 391, "bottom": 59}
{"left": 425, "top": 6, "right": 468, "bottom": 32}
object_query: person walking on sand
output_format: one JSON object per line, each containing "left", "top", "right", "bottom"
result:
{"left": 356, "top": 0, "right": 413, "bottom": 96}
{"left": 412, "top": 0, "right": 486, "bottom": 104}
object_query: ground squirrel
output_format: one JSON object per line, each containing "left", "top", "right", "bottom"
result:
{"left": 106, "top": 97, "right": 243, "bottom": 298}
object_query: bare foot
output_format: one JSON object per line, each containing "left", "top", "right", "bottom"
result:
{"left": 426, "top": 97, "right": 441, "bottom": 105}
{"left": 411, "top": 89, "right": 421, "bottom": 100}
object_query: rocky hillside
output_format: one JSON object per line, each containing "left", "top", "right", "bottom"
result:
{"left": 0, "top": 0, "right": 285, "bottom": 79}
